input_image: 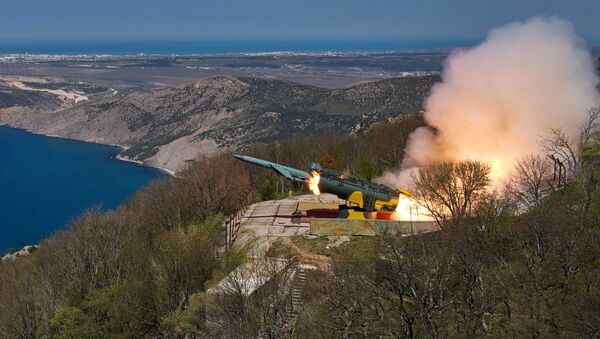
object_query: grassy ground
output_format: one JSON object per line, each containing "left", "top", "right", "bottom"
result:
{"left": 266, "top": 235, "right": 379, "bottom": 258}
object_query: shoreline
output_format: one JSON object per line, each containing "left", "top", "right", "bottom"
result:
{"left": 0, "top": 48, "right": 460, "bottom": 59}
{"left": 115, "top": 153, "right": 176, "bottom": 176}
{"left": 0, "top": 124, "right": 176, "bottom": 176}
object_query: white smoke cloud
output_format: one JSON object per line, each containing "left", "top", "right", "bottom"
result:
{"left": 379, "top": 16, "right": 599, "bottom": 188}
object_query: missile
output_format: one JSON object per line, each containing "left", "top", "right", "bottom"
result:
{"left": 233, "top": 154, "right": 310, "bottom": 182}
{"left": 234, "top": 154, "right": 409, "bottom": 214}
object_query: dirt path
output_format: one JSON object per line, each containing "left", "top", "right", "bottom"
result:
{"left": 282, "top": 237, "right": 332, "bottom": 271}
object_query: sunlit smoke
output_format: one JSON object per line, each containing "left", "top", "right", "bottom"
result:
{"left": 379, "top": 16, "right": 599, "bottom": 190}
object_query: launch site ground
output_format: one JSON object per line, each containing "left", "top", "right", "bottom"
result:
{"left": 212, "top": 194, "right": 439, "bottom": 300}
{"left": 233, "top": 194, "right": 343, "bottom": 251}
{"left": 231, "top": 194, "right": 440, "bottom": 257}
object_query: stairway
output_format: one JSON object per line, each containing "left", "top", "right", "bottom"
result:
{"left": 283, "top": 265, "right": 307, "bottom": 333}
{"left": 291, "top": 266, "right": 306, "bottom": 313}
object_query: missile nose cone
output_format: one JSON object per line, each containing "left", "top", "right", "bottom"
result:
{"left": 233, "top": 154, "right": 250, "bottom": 162}
{"left": 233, "top": 154, "right": 257, "bottom": 165}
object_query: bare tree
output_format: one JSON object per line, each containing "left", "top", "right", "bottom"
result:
{"left": 412, "top": 161, "right": 491, "bottom": 227}
{"left": 315, "top": 233, "right": 442, "bottom": 339}
{"left": 504, "top": 155, "right": 554, "bottom": 212}
{"left": 0, "top": 261, "right": 40, "bottom": 339}
{"left": 315, "top": 258, "right": 382, "bottom": 338}
{"left": 540, "top": 128, "right": 580, "bottom": 178}
{"left": 180, "top": 153, "right": 251, "bottom": 221}
{"left": 540, "top": 107, "right": 600, "bottom": 178}
{"left": 579, "top": 107, "right": 600, "bottom": 216}
{"left": 204, "top": 257, "right": 297, "bottom": 338}
{"left": 362, "top": 115, "right": 424, "bottom": 168}
{"left": 579, "top": 106, "right": 600, "bottom": 151}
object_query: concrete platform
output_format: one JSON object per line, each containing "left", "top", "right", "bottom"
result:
{"left": 232, "top": 193, "right": 440, "bottom": 251}
{"left": 234, "top": 194, "right": 344, "bottom": 249}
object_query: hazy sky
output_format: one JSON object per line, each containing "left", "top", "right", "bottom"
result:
{"left": 0, "top": 0, "right": 599, "bottom": 42}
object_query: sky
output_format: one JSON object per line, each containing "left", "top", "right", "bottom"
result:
{"left": 0, "top": 0, "right": 599, "bottom": 42}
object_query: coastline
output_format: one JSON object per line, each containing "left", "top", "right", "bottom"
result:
{"left": 0, "top": 46, "right": 463, "bottom": 59}
{"left": 0, "top": 124, "right": 176, "bottom": 177}
{"left": 115, "top": 153, "right": 176, "bottom": 176}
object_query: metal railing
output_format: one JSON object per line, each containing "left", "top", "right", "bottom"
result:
{"left": 224, "top": 187, "right": 254, "bottom": 249}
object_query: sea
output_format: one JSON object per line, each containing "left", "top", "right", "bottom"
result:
{"left": 0, "top": 126, "right": 162, "bottom": 253}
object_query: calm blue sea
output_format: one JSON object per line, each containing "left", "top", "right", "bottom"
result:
{"left": 0, "top": 126, "right": 161, "bottom": 253}
{"left": 0, "top": 39, "right": 477, "bottom": 55}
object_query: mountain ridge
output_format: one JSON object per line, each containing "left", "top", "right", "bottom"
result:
{"left": 0, "top": 75, "right": 437, "bottom": 172}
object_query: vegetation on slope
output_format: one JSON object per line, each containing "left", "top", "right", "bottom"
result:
{"left": 0, "top": 117, "right": 418, "bottom": 338}
{"left": 0, "top": 82, "right": 63, "bottom": 110}
{"left": 2, "top": 115, "right": 600, "bottom": 338}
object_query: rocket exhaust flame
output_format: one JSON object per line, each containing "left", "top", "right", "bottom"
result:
{"left": 307, "top": 171, "right": 321, "bottom": 195}
{"left": 393, "top": 194, "right": 433, "bottom": 221}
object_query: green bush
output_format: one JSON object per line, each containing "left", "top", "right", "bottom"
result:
{"left": 49, "top": 306, "right": 100, "bottom": 339}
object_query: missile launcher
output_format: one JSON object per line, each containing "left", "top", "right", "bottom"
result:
{"left": 234, "top": 154, "right": 410, "bottom": 219}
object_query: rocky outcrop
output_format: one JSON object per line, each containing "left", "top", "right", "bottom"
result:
{"left": 2, "top": 245, "right": 38, "bottom": 261}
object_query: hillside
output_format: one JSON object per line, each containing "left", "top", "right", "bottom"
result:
{"left": 0, "top": 82, "right": 62, "bottom": 110}
{"left": 2, "top": 126, "right": 600, "bottom": 338}
{"left": 0, "top": 75, "right": 437, "bottom": 172}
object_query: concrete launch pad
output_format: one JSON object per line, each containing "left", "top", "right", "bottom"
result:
{"left": 233, "top": 194, "right": 345, "bottom": 248}
{"left": 232, "top": 194, "right": 440, "bottom": 249}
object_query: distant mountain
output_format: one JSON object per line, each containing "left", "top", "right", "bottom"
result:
{"left": 0, "top": 75, "right": 437, "bottom": 172}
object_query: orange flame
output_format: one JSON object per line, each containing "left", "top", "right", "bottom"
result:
{"left": 393, "top": 194, "right": 433, "bottom": 221}
{"left": 307, "top": 171, "right": 321, "bottom": 195}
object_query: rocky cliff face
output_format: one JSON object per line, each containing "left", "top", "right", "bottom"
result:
{"left": 1, "top": 75, "right": 437, "bottom": 172}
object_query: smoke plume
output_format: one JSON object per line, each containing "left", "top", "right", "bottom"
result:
{"left": 380, "top": 16, "right": 599, "bottom": 188}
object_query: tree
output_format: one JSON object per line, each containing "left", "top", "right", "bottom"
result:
{"left": 0, "top": 259, "right": 41, "bottom": 338}
{"left": 579, "top": 107, "right": 600, "bottom": 153}
{"left": 204, "top": 258, "right": 297, "bottom": 338}
{"left": 412, "top": 160, "right": 491, "bottom": 227}
{"left": 539, "top": 107, "right": 600, "bottom": 178}
{"left": 179, "top": 153, "right": 251, "bottom": 221}
{"left": 352, "top": 155, "right": 382, "bottom": 181}
{"left": 49, "top": 306, "right": 99, "bottom": 339}
{"left": 504, "top": 155, "right": 554, "bottom": 212}
{"left": 360, "top": 115, "right": 425, "bottom": 169}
